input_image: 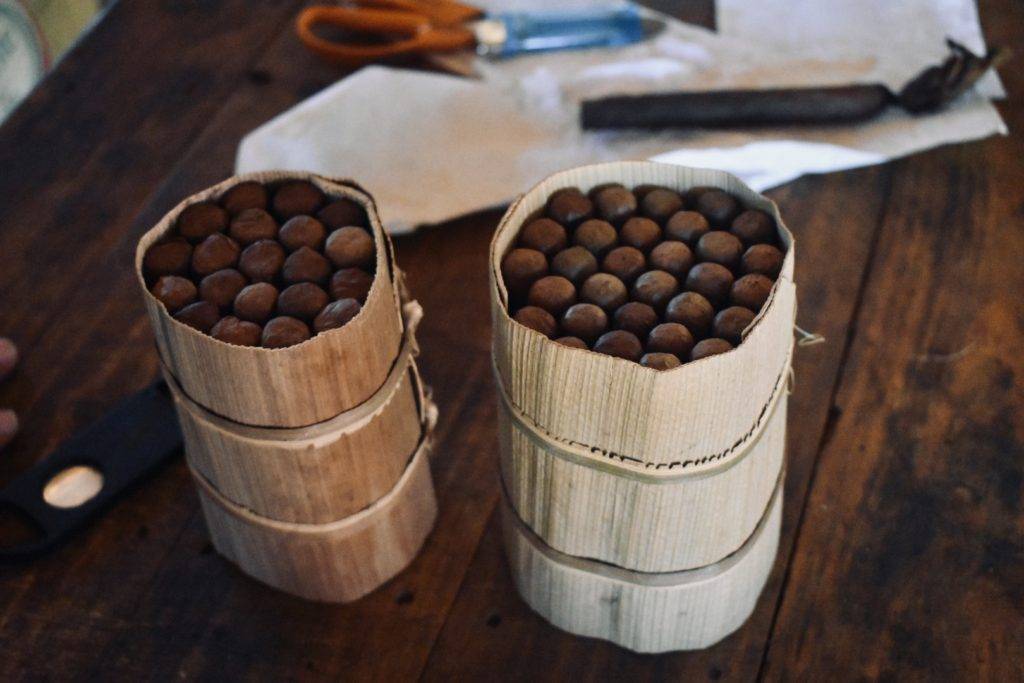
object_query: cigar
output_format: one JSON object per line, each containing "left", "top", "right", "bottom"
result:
{"left": 582, "top": 85, "right": 891, "bottom": 129}
{"left": 581, "top": 39, "right": 1008, "bottom": 130}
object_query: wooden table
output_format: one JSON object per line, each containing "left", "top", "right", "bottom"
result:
{"left": 1, "top": 1, "right": 1021, "bottom": 679}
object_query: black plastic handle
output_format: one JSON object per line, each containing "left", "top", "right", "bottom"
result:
{"left": 581, "top": 84, "right": 893, "bottom": 129}
{"left": 0, "top": 381, "right": 182, "bottom": 561}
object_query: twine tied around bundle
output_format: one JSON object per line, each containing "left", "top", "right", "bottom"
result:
{"left": 787, "top": 325, "right": 825, "bottom": 394}
{"left": 794, "top": 325, "right": 825, "bottom": 347}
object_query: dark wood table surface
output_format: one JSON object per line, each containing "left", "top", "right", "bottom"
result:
{"left": 1, "top": 1, "right": 1021, "bottom": 680}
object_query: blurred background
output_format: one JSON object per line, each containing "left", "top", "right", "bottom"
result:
{"left": 0, "top": 0, "right": 106, "bottom": 121}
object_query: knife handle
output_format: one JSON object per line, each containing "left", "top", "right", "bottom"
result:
{"left": 581, "top": 84, "right": 893, "bottom": 129}
{"left": 481, "top": 6, "right": 644, "bottom": 58}
{"left": 0, "top": 381, "right": 182, "bottom": 561}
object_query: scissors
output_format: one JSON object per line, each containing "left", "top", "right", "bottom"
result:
{"left": 296, "top": 0, "right": 482, "bottom": 68}
{"left": 296, "top": 1, "right": 653, "bottom": 70}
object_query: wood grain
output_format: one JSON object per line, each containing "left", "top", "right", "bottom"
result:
{"left": 0, "top": 0, "right": 1020, "bottom": 679}
{"left": 0, "top": 0, "right": 309, "bottom": 473}
{"left": 0, "top": 4, "right": 508, "bottom": 675}
{"left": 761, "top": 6, "right": 1024, "bottom": 675}
{"left": 1, "top": 4, "right": 509, "bottom": 663}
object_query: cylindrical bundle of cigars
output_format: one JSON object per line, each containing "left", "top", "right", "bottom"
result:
{"left": 135, "top": 172, "right": 436, "bottom": 603}
{"left": 490, "top": 162, "right": 796, "bottom": 652}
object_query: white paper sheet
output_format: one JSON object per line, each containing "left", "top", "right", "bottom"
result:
{"left": 237, "top": 1, "right": 1006, "bottom": 233}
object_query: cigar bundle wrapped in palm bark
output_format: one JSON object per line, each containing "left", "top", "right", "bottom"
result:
{"left": 581, "top": 40, "right": 1008, "bottom": 130}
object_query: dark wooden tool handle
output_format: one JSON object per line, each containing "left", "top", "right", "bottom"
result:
{"left": 580, "top": 84, "right": 893, "bottom": 129}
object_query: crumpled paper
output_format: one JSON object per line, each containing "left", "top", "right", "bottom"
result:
{"left": 237, "top": 0, "right": 1006, "bottom": 233}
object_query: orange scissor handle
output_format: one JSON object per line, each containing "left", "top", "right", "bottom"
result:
{"left": 372, "top": 0, "right": 482, "bottom": 26}
{"left": 296, "top": 1, "right": 482, "bottom": 67}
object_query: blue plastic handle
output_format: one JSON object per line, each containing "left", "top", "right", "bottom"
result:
{"left": 489, "top": 5, "right": 644, "bottom": 58}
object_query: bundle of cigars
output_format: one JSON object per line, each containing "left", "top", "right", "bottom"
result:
{"left": 490, "top": 162, "right": 796, "bottom": 652}
{"left": 135, "top": 172, "right": 437, "bottom": 603}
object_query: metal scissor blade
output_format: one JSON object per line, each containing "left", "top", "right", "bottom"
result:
{"left": 425, "top": 51, "right": 481, "bottom": 78}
